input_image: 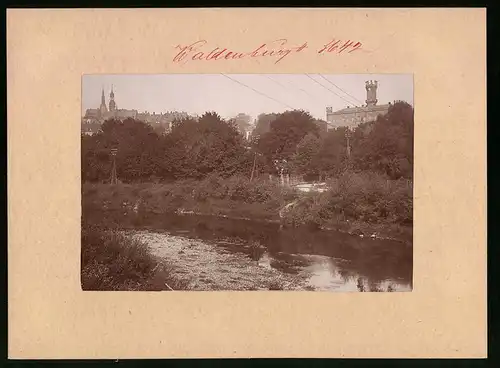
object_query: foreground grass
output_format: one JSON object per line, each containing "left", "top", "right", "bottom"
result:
{"left": 81, "top": 224, "right": 189, "bottom": 291}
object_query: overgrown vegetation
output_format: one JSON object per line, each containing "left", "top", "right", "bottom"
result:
{"left": 280, "top": 171, "right": 413, "bottom": 240}
{"left": 83, "top": 174, "right": 298, "bottom": 222}
{"left": 82, "top": 102, "right": 413, "bottom": 245}
{"left": 81, "top": 225, "right": 189, "bottom": 290}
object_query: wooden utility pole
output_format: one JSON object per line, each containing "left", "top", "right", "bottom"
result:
{"left": 250, "top": 151, "right": 258, "bottom": 182}
{"left": 345, "top": 129, "right": 351, "bottom": 158}
{"left": 110, "top": 148, "right": 118, "bottom": 185}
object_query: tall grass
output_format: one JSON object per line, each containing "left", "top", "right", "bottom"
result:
{"left": 81, "top": 225, "right": 188, "bottom": 290}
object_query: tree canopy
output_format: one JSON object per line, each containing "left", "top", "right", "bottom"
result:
{"left": 82, "top": 102, "right": 414, "bottom": 183}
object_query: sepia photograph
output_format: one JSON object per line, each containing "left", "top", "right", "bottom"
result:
{"left": 81, "top": 73, "right": 414, "bottom": 292}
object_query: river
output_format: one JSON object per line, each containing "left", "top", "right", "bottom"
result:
{"left": 84, "top": 210, "right": 413, "bottom": 292}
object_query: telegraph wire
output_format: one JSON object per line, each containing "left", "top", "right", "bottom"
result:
{"left": 261, "top": 74, "right": 290, "bottom": 91}
{"left": 261, "top": 74, "right": 311, "bottom": 105}
{"left": 264, "top": 75, "right": 339, "bottom": 130}
{"left": 306, "top": 74, "right": 357, "bottom": 106}
{"left": 318, "top": 74, "right": 364, "bottom": 106}
{"left": 221, "top": 74, "right": 341, "bottom": 131}
{"left": 305, "top": 74, "right": 358, "bottom": 107}
{"left": 264, "top": 75, "right": 345, "bottom": 129}
{"left": 220, "top": 74, "right": 296, "bottom": 110}
{"left": 267, "top": 74, "right": 322, "bottom": 102}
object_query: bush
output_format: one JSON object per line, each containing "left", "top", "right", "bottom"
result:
{"left": 81, "top": 225, "right": 168, "bottom": 290}
{"left": 191, "top": 174, "right": 293, "bottom": 205}
{"left": 281, "top": 171, "right": 412, "bottom": 228}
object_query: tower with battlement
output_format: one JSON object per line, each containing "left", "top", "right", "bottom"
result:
{"left": 365, "top": 80, "right": 378, "bottom": 106}
{"left": 325, "top": 80, "right": 390, "bottom": 130}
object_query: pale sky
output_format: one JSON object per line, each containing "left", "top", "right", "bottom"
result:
{"left": 82, "top": 74, "right": 413, "bottom": 121}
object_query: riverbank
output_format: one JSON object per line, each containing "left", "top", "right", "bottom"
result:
{"left": 82, "top": 172, "right": 412, "bottom": 243}
{"left": 81, "top": 220, "right": 412, "bottom": 291}
{"left": 81, "top": 224, "right": 311, "bottom": 291}
{"left": 81, "top": 224, "right": 190, "bottom": 290}
{"left": 83, "top": 176, "right": 293, "bottom": 222}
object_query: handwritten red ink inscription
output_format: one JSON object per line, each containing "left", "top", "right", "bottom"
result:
{"left": 318, "top": 39, "right": 362, "bottom": 54}
{"left": 173, "top": 39, "right": 362, "bottom": 65}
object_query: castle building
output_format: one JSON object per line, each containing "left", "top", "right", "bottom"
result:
{"left": 326, "top": 80, "right": 391, "bottom": 130}
{"left": 82, "top": 87, "right": 189, "bottom": 135}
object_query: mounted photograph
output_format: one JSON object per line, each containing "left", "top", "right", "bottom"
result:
{"left": 81, "top": 73, "right": 414, "bottom": 292}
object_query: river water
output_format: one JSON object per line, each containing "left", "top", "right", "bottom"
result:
{"left": 85, "top": 210, "right": 413, "bottom": 292}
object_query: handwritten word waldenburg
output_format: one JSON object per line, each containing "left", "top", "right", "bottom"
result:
{"left": 173, "top": 39, "right": 362, "bottom": 65}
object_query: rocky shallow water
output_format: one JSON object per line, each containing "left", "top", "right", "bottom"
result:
{"left": 86, "top": 210, "right": 412, "bottom": 292}
{"left": 129, "top": 230, "right": 309, "bottom": 290}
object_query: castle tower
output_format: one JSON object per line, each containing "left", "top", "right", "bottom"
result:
{"left": 109, "top": 85, "right": 117, "bottom": 112}
{"left": 99, "top": 87, "right": 108, "bottom": 115}
{"left": 365, "top": 80, "right": 378, "bottom": 106}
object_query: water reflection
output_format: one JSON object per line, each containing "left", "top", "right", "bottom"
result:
{"left": 84, "top": 210, "right": 413, "bottom": 292}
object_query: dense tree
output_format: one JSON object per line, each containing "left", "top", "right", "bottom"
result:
{"left": 313, "top": 119, "right": 329, "bottom": 137}
{"left": 257, "top": 110, "right": 319, "bottom": 170}
{"left": 81, "top": 102, "right": 413, "bottom": 184}
{"left": 252, "top": 113, "right": 279, "bottom": 137}
{"left": 290, "top": 133, "right": 321, "bottom": 179}
{"left": 166, "top": 112, "right": 252, "bottom": 179}
{"left": 82, "top": 118, "right": 162, "bottom": 183}
{"left": 315, "top": 128, "right": 349, "bottom": 179}
{"left": 351, "top": 102, "right": 414, "bottom": 179}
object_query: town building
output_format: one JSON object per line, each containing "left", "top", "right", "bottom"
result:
{"left": 326, "top": 80, "right": 392, "bottom": 130}
{"left": 81, "top": 87, "right": 189, "bottom": 135}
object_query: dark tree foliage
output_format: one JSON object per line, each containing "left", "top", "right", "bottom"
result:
{"left": 285, "top": 102, "right": 414, "bottom": 180}
{"left": 166, "top": 112, "right": 251, "bottom": 179}
{"left": 82, "top": 114, "right": 253, "bottom": 183}
{"left": 82, "top": 118, "right": 161, "bottom": 183}
{"left": 253, "top": 113, "right": 279, "bottom": 137}
{"left": 81, "top": 103, "right": 413, "bottom": 183}
{"left": 256, "top": 110, "right": 319, "bottom": 173}
{"left": 350, "top": 101, "right": 414, "bottom": 179}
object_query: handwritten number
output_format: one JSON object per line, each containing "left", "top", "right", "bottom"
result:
{"left": 348, "top": 42, "right": 362, "bottom": 53}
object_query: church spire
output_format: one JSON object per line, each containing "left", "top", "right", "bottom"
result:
{"left": 109, "top": 84, "right": 116, "bottom": 112}
{"left": 99, "top": 86, "right": 108, "bottom": 115}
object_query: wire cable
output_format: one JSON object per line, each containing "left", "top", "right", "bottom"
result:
{"left": 221, "top": 74, "right": 296, "bottom": 110}
{"left": 305, "top": 74, "right": 358, "bottom": 107}
{"left": 222, "top": 74, "right": 340, "bottom": 131}
{"left": 318, "top": 74, "right": 364, "bottom": 106}
{"left": 266, "top": 74, "right": 322, "bottom": 103}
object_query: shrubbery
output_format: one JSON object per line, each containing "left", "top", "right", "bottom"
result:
{"left": 192, "top": 173, "right": 295, "bottom": 204}
{"left": 82, "top": 175, "right": 299, "bottom": 221}
{"left": 81, "top": 225, "right": 162, "bottom": 290}
{"left": 281, "top": 171, "right": 412, "bottom": 228}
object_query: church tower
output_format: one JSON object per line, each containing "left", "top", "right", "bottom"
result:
{"left": 99, "top": 87, "right": 108, "bottom": 115}
{"left": 365, "top": 80, "right": 378, "bottom": 106}
{"left": 109, "top": 85, "right": 117, "bottom": 112}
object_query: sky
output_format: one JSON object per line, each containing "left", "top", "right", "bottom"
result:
{"left": 82, "top": 74, "right": 413, "bottom": 121}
